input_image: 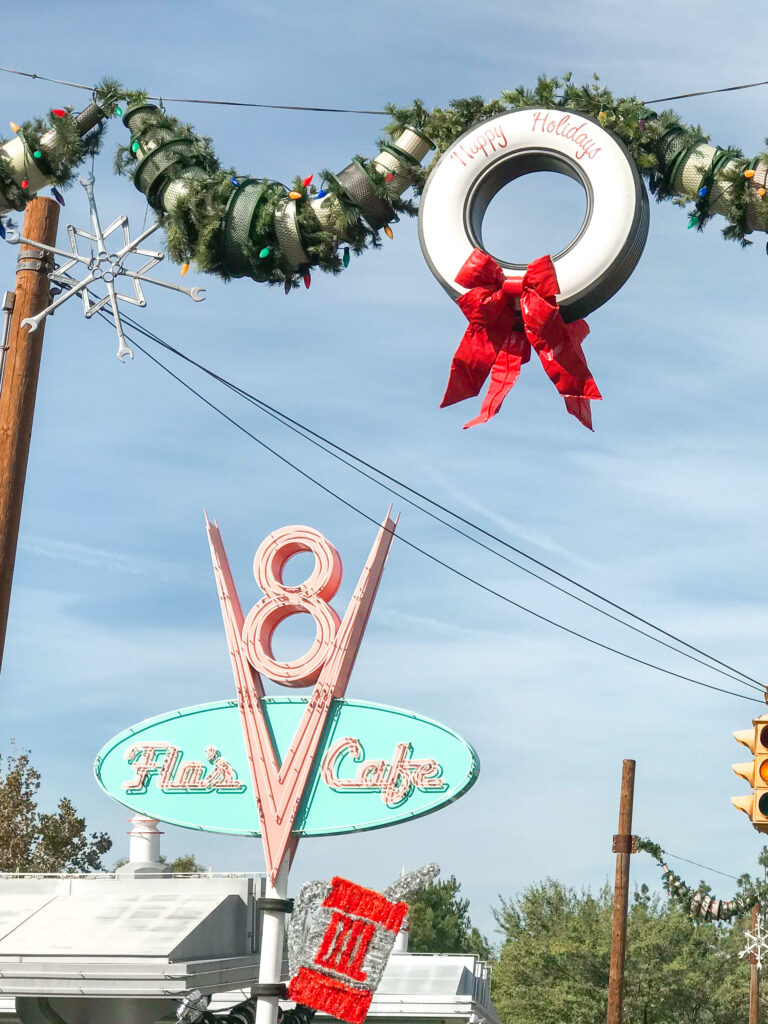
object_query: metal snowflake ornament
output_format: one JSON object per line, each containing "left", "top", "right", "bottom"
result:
{"left": 739, "top": 912, "right": 768, "bottom": 970}
{"left": 4, "top": 173, "right": 204, "bottom": 360}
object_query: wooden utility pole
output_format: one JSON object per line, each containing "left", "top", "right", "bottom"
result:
{"left": 0, "top": 197, "right": 60, "bottom": 673}
{"left": 606, "top": 758, "right": 636, "bottom": 1024}
{"left": 750, "top": 902, "right": 760, "bottom": 1024}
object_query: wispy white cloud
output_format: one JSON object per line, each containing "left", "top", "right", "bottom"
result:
{"left": 18, "top": 535, "right": 198, "bottom": 586}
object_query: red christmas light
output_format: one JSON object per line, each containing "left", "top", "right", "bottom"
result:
{"left": 302, "top": 174, "right": 314, "bottom": 187}
{"left": 51, "top": 109, "right": 67, "bottom": 118}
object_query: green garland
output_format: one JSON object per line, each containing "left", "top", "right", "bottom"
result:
{"left": 637, "top": 837, "right": 761, "bottom": 921}
{"left": 384, "top": 73, "right": 768, "bottom": 246}
{"left": 4, "top": 72, "right": 768, "bottom": 287}
{"left": 107, "top": 93, "right": 421, "bottom": 289}
{"left": 0, "top": 104, "right": 107, "bottom": 213}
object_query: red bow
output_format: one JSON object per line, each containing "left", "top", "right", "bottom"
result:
{"left": 441, "top": 249, "right": 601, "bottom": 429}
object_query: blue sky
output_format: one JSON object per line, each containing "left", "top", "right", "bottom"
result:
{"left": 2, "top": 0, "right": 768, "bottom": 942}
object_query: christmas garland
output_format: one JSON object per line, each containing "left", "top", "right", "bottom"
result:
{"left": 384, "top": 74, "right": 768, "bottom": 246}
{"left": 97, "top": 81, "right": 426, "bottom": 291}
{"left": 0, "top": 104, "right": 108, "bottom": 214}
{"left": 637, "top": 837, "right": 760, "bottom": 921}
{"left": 3, "top": 73, "right": 768, "bottom": 290}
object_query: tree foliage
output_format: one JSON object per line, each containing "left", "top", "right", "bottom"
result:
{"left": 0, "top": 745, "right": 112, "bottom": 873}
{"left": 407, "top": 875, "right": 491, "bottom": 959}
{"left": 492, "top": 878, "right": 751, "bottom": 1024}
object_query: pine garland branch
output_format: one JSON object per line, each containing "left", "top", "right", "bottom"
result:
{"left": 637, "top": 835, "right": 761, "bottom": 922}
{"left": 384, "top": 74, "right": 768, "bottom": 245}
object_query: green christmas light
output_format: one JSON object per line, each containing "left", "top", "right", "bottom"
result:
{"left": 343, "top": 247, "right": 350, "bottom": 267}
{"left": 32, "top": 150, "right": 41, "bottom": 160}
{"left": 115, "top": 106, "right": 123, "bottom": 117}
{"left": 131, "top": 140, "right": 140, "bottom": 154}
{"left": 259, "top": 246, "right": 271, "bottom": 259}
{"left": 688, "top": 215, "right": 699, "bottom": 229}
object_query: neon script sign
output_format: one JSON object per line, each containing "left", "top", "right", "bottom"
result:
{"left": 95, "top": 516, "right": 479, "bottom": 883}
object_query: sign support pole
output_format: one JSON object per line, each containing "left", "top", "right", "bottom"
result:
{"left": 606, "top": 758, "right": 635, "bottom": 1024}
{"left": 254, "top": 849, "right": 293, "bottom": 1024}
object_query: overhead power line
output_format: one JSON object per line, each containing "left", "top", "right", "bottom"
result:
{"left": 662, "top": 851, "right": 741, "bottom": 881}
{"left": 0, "top": 66, "right": 389, "bottom": 115}
{"left": 2, "top": 63, "right": 768, "bottom": 115}
{"left": 108, "top": 308, "right": 766, "bottom": 698}
{"left": 91, "top": 305, "right": 765, "bottom": 707}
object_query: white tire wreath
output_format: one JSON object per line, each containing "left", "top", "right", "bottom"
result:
{"left": 418, "top": 107, "right": 649, "bottom": 320}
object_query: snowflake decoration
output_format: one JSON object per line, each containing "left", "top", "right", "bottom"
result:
{"left": 4, "top": 173, "right": 204, "bottom": 361}
{"left": 739, "top": 913, "right": 768, "bottom": 970}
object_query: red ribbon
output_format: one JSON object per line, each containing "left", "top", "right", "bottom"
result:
{"left": 441, "top": 249, "right": 601, "bottom": 429}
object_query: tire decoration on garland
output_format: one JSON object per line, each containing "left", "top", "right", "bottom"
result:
{"left": 418, "top": 108, "right": 650, "bottom": 321}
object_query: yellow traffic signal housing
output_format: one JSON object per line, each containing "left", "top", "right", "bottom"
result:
{"left": 732, "top": 714, "right": 768, "bottom": 833}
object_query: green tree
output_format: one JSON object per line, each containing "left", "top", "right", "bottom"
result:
{"left": 407, "top": 875, "right": 491, "bottom": 959}
{"left": 491, "top": 878, "right": 750, "bottom": 1024}
{"left": 0, "top": 744, "right": 111, "bottom": 872}
{"left": 168, "top": 853, "right": 207, "bottom": 873}
{"left": 113, "top": 853, "right": 208, "bottom": 872}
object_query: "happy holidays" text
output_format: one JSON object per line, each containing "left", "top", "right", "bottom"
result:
{"left": 530, "top": 111, "right": 602, "bottom": 161}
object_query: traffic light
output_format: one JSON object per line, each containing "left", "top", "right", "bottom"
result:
{"left": 732, "top": 714, "right": 768, "bottom": 833}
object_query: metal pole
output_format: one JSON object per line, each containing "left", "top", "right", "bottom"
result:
{"left": 254, "top": 853, "right": 291, "bottom": 1024}
{"left": 751, "top": 903, "right": 760, "bottom": 1024}
{"left": 0, "top": 291, "right": 15, "bottom": 391}
{"left": 0, "top": 197, "right": 59, "bottom": 675}
{"left": 606, "top": 759, "right": 636, "bottom": 1024}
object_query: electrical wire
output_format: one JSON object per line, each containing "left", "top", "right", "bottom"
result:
{"left": 3, "top": 62, "right": 768, "bottom": 116}
{"left": 109, "top": 309, "right": 766, "bottom": 696}
{"left": 643, "top": 80, "right": 768, "bottom": 105}
{"left": 92, "top": 307, "right": 765, "bottom": 707}
{"left": 662, "top": 852, "right": 741, "bottom": 881}
{"left": 0, "top": 66, "right": 389, "bottom": 116}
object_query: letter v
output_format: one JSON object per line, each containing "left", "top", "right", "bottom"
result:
{"left": 206, "top": 510, "right": 397, "bottom": 884}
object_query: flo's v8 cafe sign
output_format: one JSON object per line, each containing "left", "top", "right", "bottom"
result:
{"left": 95, "top": 514, "right": 479, "bottom": 880}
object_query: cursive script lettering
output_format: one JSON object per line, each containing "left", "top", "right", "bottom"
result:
{"left": 321, "top": 737, "right": 447, "bottom": 807}
{"left": 449, "top": 125, "right": 508, "bottom": 168}
{"left": 530, "top": 110, "right": 602, "bottom": 161}
{"left": 123, "top": 742, "right": 246, "bottom": 794}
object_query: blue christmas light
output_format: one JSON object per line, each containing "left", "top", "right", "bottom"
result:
{"left": 698, "top": 186, "right": 708, "bottom": 198}
{"left": 51, "top": 187, "right": 65, "bottom": 206}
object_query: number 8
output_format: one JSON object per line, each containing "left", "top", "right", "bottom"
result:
{"left": 242, "top": 525, "right": 342, "bottom": 687}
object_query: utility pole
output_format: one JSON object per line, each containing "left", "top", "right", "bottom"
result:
{"left": 0, "top": 196, "right": 60, "bottom": 674}
{"left": 606, "top": 758, "right": 636, "bottom": 1024}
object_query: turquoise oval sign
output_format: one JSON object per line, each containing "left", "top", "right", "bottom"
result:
{"left": 94, "top": 698, "right": 479, "bottom": 836}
